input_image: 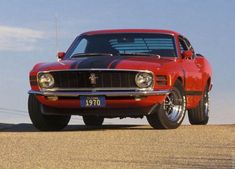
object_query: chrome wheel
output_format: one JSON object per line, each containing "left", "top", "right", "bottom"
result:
{"left": 163, "top": 89, "right": 185, "bottom": 122}
{"left": 146, "top": 80, "right": 186, "bottom": 129}
{"left": 204, "top": 91, "right": 209, "bottom": 116}
{"left": 188, "top": 86, "right": 209, "bottom": 125}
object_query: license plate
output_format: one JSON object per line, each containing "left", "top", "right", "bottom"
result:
{"left": 80, "top": 96, "right": 106, "bottom": 108}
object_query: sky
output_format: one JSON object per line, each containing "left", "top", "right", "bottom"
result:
{"left": 0, "top": 0, "right": 234, "bottom": 124}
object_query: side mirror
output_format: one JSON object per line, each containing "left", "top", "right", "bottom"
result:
{"left": 57, "top": 52, "right": 65, "bottom": 60}
{"left": 182, "top": 50, "right": 193, "bottom": 59}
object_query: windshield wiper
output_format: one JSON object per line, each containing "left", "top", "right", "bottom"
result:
{"left": 118, "top": 52, "right": 160, "bottom": 58}
{"left": 72, "top": 52, "right": 161, "bottom": 58}
{"left": 72, "top": 53, "right": 113, "bottom": 58}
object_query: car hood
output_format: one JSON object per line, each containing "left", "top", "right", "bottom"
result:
{"left": 35, "top": 56, "right": 175, "bottom": 72}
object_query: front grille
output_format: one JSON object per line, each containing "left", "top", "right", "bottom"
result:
{"left": 48, "top": 70, "right": 139, "bottom": 89}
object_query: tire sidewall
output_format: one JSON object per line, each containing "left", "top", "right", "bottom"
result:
{"left": 28, "top": 94, "right": 71, "bottom": 131}
{"left": 83, "top": 116, "right": 104, "bottom": 126}
{"left": 188, "top": 85, "right": 209, "bottom": 125}
{"left": 158, "top": 81, "right": 186, "bottom": 129}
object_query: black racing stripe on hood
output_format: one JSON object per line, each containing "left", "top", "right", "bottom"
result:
{"left": 70, "top": 61, "right": 78, "bottom": 69}
{"left": 70, "top": 58, "right": 87, "bottom": 69}
{"left": 75, "top": 56, "right": 125, "bottom": 69}
{"left": 109, "top": 56, "right": 129, "bottom": 68}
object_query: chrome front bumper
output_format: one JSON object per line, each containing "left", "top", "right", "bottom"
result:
{"left": 28, "top": 90, "right": 170, "bottom": 97}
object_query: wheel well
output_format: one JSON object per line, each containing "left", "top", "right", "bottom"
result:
{"left": 171, "top": 77, "right": 184, "bottom": 90}
{"left": 175, "top": 77, "right": 183, "bottom": 86}
{"left": 206, "top": 77, "right": 212, "bottom": 91}
{"left": 207, "top": 77, "right": 211, "bottom": 87}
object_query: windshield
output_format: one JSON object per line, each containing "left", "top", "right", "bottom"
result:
{"left": 66, "top": 33, "right": 177, "bottom": 58}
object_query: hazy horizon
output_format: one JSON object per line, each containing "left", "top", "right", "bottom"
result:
{"left": 0, "top": 0, "right": 234, "bottom": 125}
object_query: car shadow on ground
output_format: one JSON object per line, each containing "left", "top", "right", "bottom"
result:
{"left": 0, "top": 123, "right": 153, "bottom": 132}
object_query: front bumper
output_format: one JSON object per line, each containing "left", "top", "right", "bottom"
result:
{"left": 28, "top": 89, "right": 170, "bottom": 97}
{"left": 29, "top": 89, "right": 170, "bottom": 116}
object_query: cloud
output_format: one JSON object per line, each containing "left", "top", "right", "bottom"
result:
{"left": 0, "top": 25, "right": 45, "bottom": 51}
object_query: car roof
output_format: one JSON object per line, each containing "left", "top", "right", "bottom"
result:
{"left": 81, "top": 29, "right": 180, "bottom": 36}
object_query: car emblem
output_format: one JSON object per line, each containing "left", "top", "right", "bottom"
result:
{"left": 89, "top": 73, "right": 98, "bottom": 85}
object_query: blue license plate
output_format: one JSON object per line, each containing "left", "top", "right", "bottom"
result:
{"left": 80, "top": 96, "right": 106, "bottom": 108}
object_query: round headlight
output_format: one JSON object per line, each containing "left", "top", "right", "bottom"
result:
{"left": 38, "top": 73, "right": 55, "bottom": 89}
{"left": 135, "top": 72, "right": 153, "bottom": 88}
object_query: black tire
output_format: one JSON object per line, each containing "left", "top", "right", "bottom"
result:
{"left": 28, "top": 94, "right": 71, "bottom": 131}
{"left": 188, "top": 86, "right": 209, "bottom": 125}
{"left": 146, "top": 80, "right": 186, "bottom": 129}
{"left": 83, "top": 116, "right": 104, "bottom": 126}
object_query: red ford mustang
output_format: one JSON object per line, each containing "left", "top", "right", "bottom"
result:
{"left": 28, "top": 29, "right": 212, "bottom": 131}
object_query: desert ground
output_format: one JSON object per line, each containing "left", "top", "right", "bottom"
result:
{"left": 0, "top": 124, "right": 234, "bottom": 169}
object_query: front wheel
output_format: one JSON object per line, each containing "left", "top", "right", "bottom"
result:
{"left": 147, "top": 80, "right": 186, "bottom": 129}
{"left": 28, "top": 94, "right": 71, "bottom": 131}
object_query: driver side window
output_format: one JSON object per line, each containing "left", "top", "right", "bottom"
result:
{"left": 179, "top": 38, "right": 188, "bottom": 54}
{"left": 184, "top": 38, "right": 195, "bottom": 54}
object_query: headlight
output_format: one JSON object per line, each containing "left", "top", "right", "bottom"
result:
{"left": 38, "top": 73, "right": 55, "bottom": 89}
{"left": 135, "top": 72, "right": 153, "bottom": 88}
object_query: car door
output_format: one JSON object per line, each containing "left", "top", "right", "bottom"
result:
{"left": 179, "top": 36, "right": 203, "bottom": 93}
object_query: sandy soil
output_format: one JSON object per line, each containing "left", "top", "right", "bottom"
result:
{"left": 0, "top": 124, "right": 234, "bottom": 169}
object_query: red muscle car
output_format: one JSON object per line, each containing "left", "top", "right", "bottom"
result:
{"left": 28, "top": 29, "right": 212, "bottom": 131}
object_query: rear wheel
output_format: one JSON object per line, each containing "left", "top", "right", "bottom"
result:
{"left": 147, "top": 80, "right": 186, "bottom": 129}
{"left": 188, "top": 86, "right": 209, "bottom": 125}
{"left": 28, "top": 94, "right": 71, "bottom": 131}
{"left": 83, "top": 116, "right": 104, "bottom": 126}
